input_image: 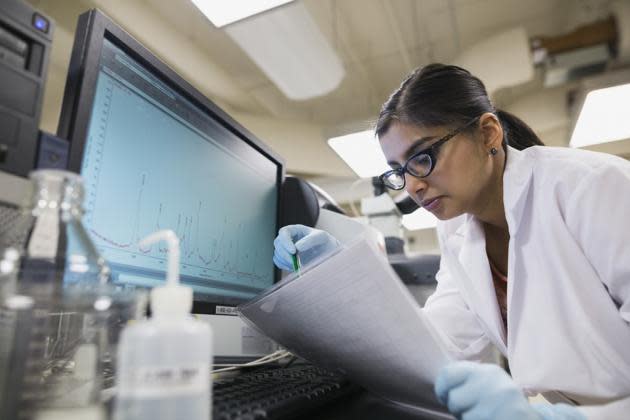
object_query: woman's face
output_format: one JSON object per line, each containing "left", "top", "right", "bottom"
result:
{"left": 379, "top": 118, "right": 500, "bottom": 221}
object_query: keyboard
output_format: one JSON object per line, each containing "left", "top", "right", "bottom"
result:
{"left": 212, "top": 362, "right": 361, "bottom": 420}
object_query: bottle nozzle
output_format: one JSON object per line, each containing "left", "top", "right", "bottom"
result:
{"left": 139, "top": 230, "right": 191, "bottom": 317}
{"left": 139, "top": 230, "right": 180, "bottom": 287}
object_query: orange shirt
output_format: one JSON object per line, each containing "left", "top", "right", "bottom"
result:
{"left": 489, "top": 259, "right": 508, "bottom": 331}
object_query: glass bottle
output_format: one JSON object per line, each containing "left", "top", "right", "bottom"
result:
{"left": 0, "top": 169, "right": 110, "bottom": 288}
{"left": 0, "top": 170, "right": 116, "bottom": 420}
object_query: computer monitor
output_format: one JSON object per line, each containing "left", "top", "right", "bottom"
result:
{"left": 57, "top": 9, "right": 284, "bottom": 360}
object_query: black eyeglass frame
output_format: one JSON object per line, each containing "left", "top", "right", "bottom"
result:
{"left": 379, "top": 116, "right": 481, "bottom": 190}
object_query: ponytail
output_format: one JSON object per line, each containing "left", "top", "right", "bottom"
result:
{"left": 496, "top": 109, "right": 544, "bottom": 150}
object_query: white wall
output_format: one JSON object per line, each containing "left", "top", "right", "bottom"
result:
{"left": 502, "top": 85, "right": 573, "bottom": 147}
{"left": 231, "top": 113, "right": 353, "bottom": 177}
{"left": 406, "top": 228, "right": 440, "bottom": 255}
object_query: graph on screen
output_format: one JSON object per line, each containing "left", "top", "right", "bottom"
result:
{"left": 80, "top": 63, "right": 277, "bottom": 299}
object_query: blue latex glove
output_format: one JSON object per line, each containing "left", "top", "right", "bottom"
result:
{"left": 434, "top": 361, "right": 586, "bottom": 420}
{"left": 532, "top": 402, "right": 587, "bottom": 420}
{"left": 273, "top": 225, "right": 340, "bottom": 271}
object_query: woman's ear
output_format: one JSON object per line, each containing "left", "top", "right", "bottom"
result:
{"left": 479, "top": 112, "right": 503, "bottom": 150}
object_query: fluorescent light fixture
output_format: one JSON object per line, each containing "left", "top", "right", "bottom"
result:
{"left": 570, "top": 82, "right": 630, "bottom": 147}
{"left": 190, "top": 0, "right": 294, "bottom": 28}
{"left": 328, "top": 130, "right": 391, "bottom": 178}
{"left": 401, "top": 209, "right": 438, "bottom": 231}
{"left": 225, "top": 2, "right": 344, "bottom": 100}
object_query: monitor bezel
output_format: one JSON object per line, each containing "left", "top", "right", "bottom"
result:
{"left": 57, "top": 9, "right": 285, "bottom": 315}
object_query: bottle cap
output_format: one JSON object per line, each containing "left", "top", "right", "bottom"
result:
{"left": 151, "top": 284, "right": 192, "bottom": 316}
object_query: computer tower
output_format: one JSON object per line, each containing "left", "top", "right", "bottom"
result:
{"left": 0, "top": 0, "right": 54, "bottom": 177}
{"left": 0, "top": 0, "right": 54, "bottom": 249}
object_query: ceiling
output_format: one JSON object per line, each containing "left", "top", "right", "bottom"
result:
{"left": 33, "top": 0, "right": 615, "bottom": 125}
{"left": 139, "top": 0, "right": 614, "bottom": 127}
{"left": 27, "top": 0, "right": 624, "bottom": 182}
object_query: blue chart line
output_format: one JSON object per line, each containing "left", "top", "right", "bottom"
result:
{"left": 81, "top": 70, "right": 277, "bottom": 294}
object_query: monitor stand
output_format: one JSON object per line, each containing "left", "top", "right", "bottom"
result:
{"left": 197, "top": 313, "right": 278, "bottom": 364}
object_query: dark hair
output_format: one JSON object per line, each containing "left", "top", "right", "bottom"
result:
{"left": 375, "top": 63, "right": 544, "bottom": 150}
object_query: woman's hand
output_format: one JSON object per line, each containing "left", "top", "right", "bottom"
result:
{"left": 272, "top": 225, "right": 340, "bottom": 271}
{"left": 435, "top": 361, "right": 585, "bottom": 420}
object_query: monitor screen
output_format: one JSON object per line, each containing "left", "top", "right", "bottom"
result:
{"left": 58, "top": 11, "right": 284, "bottom": 317}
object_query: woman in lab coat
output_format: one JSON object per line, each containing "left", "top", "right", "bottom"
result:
{"left": 273, "top": 64, "right": 630, "bottom": 420}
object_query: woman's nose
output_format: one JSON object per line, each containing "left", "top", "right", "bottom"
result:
{"left": 405, "top": 173, "right": 428, "bottom": 197}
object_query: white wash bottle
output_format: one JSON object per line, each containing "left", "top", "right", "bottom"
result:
{"left": 114, "top": 230, "right": 212, "bottom": 420}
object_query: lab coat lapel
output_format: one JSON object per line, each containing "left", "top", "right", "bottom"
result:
{"left": 502, "top": 146, "right": 534, "bottom": 236}
{"left": 441, "top": 147, "right": 534, "bottom": 353}
{"left": 448, "top": 216, "right": 508, "bottom": 351}
{"left": 501, "top": 146, "right": 534, "bottom": 354}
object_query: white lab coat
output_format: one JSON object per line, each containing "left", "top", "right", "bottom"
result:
{"left": 422, "top": 145, "right": 630, "bottom": 419}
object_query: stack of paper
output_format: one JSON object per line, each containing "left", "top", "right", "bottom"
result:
{"left": 238, "top": 238, "right": 452, "bottom": 413}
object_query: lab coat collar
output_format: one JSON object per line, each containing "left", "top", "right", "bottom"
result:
{"left": 453, "top": 146, "right": 534, "bottom": 238}
{"left": 501, "top": 146, "right": 534, "bottom": 236}
{"left": 446, "top": 146, "right": 534, "bottom": 350}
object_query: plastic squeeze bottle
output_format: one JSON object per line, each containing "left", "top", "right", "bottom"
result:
{"left": 114, "top": 230, "right": 212, "bottom": 420}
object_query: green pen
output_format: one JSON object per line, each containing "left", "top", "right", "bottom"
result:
{"left": 291, "top": 253, "right": 301, "bottom": 276}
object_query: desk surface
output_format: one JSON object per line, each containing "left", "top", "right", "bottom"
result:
{"left": 303, "top": 390, "right": 454, "bottom": 420}
{"left": 103, "top": 383, "right": 453, "bottom": 420}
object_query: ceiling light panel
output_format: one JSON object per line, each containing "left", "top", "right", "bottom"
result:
{"left": 570, "top": 82, "right": 630, "bottom": 147}
{"left": 328, "top": 130, "right": 390, "bottom": 178}
{"left": 190, "top": 0, "right": 294, "bottom": 28}
{"left": 224, "top": 2, "right": 344, "bottom": 100}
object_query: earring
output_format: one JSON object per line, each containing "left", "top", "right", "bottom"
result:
{"left": 490, "top": 147, "right": 498, "bottom": 156}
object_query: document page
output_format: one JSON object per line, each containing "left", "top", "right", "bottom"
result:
{"left": 238, "top": 238, "right": 452, "bottom": 411}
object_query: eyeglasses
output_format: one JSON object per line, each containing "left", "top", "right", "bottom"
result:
{"left": 379, "top": 116, "right": 480, "bottom": 190}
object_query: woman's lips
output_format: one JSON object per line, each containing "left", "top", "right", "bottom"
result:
{"left": 422, "top": 196, "right": 442, "bottom": 211}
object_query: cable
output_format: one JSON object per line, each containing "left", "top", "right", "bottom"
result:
{"left": 348, "top": 178, "right": 371, "bottom": 217}
{"left": 210, "top": 350, "right": 293, "bottom": 374}
{"left": 211, "top": 352, "right": 292, "bottom": 374}
{"left": 211, "top": 349, "right": 290, "bottom": 367}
